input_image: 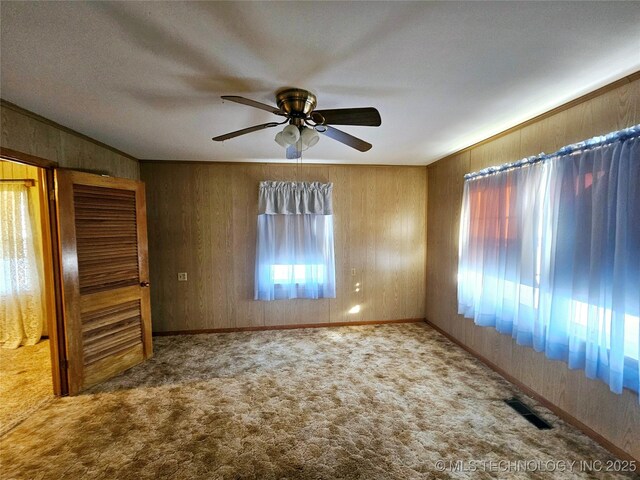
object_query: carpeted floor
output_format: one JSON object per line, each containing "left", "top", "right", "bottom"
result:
{"left": 0, "top": 339, "right": 53, "bottom": 437}
{"left": 0, "top": 324, "right": 635, "bottom": 479}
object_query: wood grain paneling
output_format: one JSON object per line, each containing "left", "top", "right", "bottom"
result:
{"left": 1, "top": 102, "right": 139, "bottom": 180}
{"left": 426, "top": 78, "right": 640, "bottom": 460}
{"left": 141, "top": 162, "right": 427, "bottom": 333}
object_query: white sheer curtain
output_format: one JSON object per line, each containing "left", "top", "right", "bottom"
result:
{"left": 458, "top": 160, "right": 548, "bottom": 341}
{"left": 458, "top": 125, "right": 639, "bottom": 397}
{"left": 255, "top": 181, "right": 336, "bottom": 301}
{"left": 0, "top": 184, "right": 44, "bottom": 348}
{"left": 540, "top": 134, "right": 639, "bottom": 395}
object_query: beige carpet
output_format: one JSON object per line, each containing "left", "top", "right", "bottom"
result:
{"left": 0, "top": 339, "right": 53, "bottom": 436}
{"left": 0, "top": 324, "right": 635, "bottom": 479}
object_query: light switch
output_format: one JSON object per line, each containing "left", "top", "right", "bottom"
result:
{"left": 178, "top": 272, "right": 188, "bottom": 281}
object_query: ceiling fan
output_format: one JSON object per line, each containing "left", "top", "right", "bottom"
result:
{"left": 212, "top": 88, "right": 382, "bottom": 159}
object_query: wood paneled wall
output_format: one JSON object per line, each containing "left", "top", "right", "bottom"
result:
{"left": 426, "top": 77, "right": 640, "bottom": 459}
{"left": 1, "top": 101, "right": 139, "bottom": 180}
{"left": 141, "top": 162, "right": 426, "bottom": 332}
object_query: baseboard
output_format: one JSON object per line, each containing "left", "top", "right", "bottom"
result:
{"left": 153, "top": 318, "right": 425, "bottom": 337}
{"left": 424, "top": 319, "right": 637, "bottom": 462}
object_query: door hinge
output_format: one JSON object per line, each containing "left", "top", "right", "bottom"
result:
{"left": 60, "top": 359, "right": 69, "bottom": 370}
{"left": 49, "top": 189, "right": 56, "bottom": 201}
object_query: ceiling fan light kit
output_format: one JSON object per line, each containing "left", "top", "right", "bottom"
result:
{"left": 281, "top": 124, "right": 301, "bottom": 144}
{"left": 274, "top": 124, "right": 319, "bottom": 151}
{"left": 274, "top": 132, "right": 288, "bottom": 148}
{"left": 212, "top": 87, "right": 382, "bottom": 159}
{"left": 300, "top": 127, "right": 320, "bottom": 148}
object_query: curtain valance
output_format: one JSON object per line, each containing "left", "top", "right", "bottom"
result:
{"left": 258, "top": 181, "right": 333, "bottom": 215}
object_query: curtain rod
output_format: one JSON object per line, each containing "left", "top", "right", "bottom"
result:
{"left": 0, "top": 178, "right": 36, "bottom": 187}
{"left": 465, "top": 124, "right": 640, "bottom": 181}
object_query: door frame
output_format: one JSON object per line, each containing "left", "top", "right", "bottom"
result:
{"left": 1, "top": 147, "right": 68, "bottom": 396}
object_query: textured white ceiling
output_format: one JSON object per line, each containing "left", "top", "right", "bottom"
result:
{"left": 1, "top": 1, "right": 639, "bottom": 165}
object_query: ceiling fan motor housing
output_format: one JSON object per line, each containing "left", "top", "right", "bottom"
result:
{"left": 276, "top": 88, "right": 317, "bottom": 118}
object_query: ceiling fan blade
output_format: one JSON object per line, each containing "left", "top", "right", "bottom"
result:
{"left": 212, "top": 122, "right": 280, "bottom": 141}
{"left": 311, "top": 107, "right": 381, "bottom": 126}
{"left": 286, "top": 143, "right": 301, "bottom": 159}
{"left": 221, "top": 95, "right": 283, "bottom": 115}
{"left": 318, "top": 126, "right": 372, "bottom": 152}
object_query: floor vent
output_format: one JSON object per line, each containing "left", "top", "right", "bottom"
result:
{"left": 504, "top": 397, "right": 553, "bottom": 430}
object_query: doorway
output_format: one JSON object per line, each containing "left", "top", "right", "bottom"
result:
{"left": 1, "top": 148, "right": 153, "bottom": 405}
{"left": 0, "top": 158, "right": 61, "bottom": 434}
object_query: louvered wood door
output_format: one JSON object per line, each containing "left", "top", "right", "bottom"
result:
{"left": 55, "top": 170, "right": 152, "bottom": 394}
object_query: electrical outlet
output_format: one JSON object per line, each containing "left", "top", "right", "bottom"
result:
{"left": 351, "top": 268, "right": 356, "bottom": 276}
{"left": 177, "top": 272, "right": 188, "bottom": 281}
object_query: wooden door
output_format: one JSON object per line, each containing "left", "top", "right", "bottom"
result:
{"left": 55, "top": 170, "right": 152, "bottom": 394}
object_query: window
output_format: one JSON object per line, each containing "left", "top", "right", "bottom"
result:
{"left": 0, "top": 187, "right": 38, "bottom": 296}
{"left": 468, "top": 180, "right": 517, "bottom": 244}
{"left": 271, "top": 264, "right": 326, "bottom": 285}
{"left": 0, "top": 184, "right": 44, "bottom": 348}
{"left": 458, "top": 126, "right": 640, "bottom": 396}
{"left": 255, "top": 182, "right": 336, "bottom": 301}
